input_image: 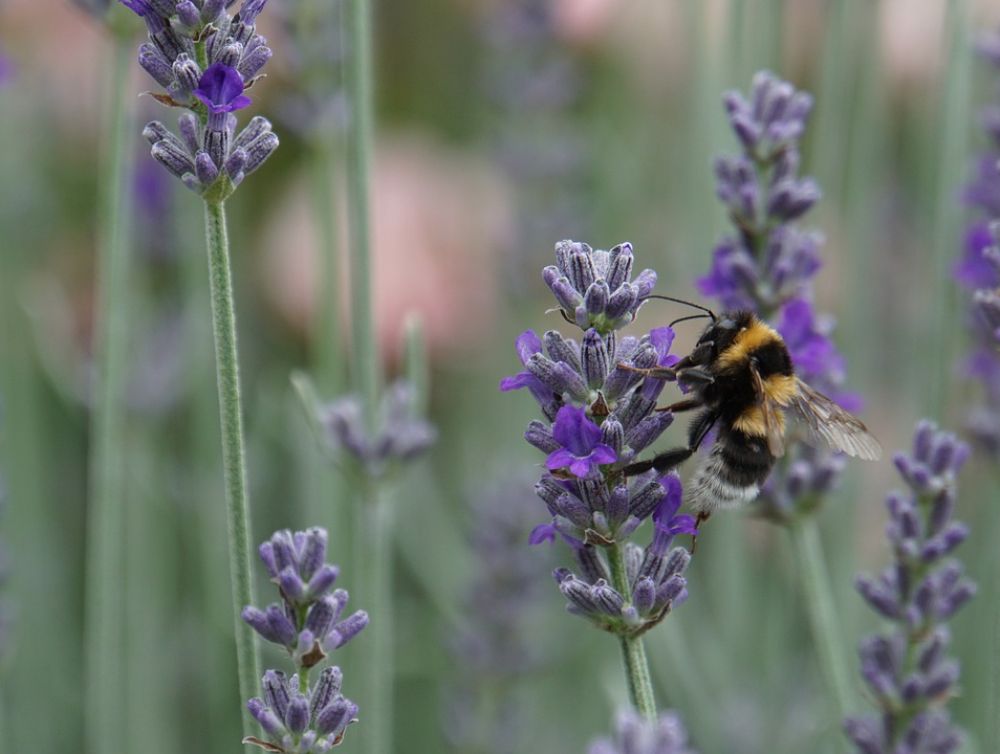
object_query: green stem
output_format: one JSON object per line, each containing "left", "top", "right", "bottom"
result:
{"left": 202, "top": 200, "right": 260, "bottom": 737}
{"left": 788, "top": 516, "right": 852, "bottom": 727}
{"left": 346, "top": 0, "right": 379, "bottom": 425}
{"left": 310, "top": 140, "right": 344, "bottom": 393}
{"left": 84, "top": 28, "right": 134, "bottom": 754}
{"left": 608, "top": 543, "right": 657, "bottom": 720}
{"left": 354, "top": 480, "right": 393, "bottom": 754}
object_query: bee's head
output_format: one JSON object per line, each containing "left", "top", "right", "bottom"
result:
{"left": 696, "top": 310, "right": 755, "bottom": 358}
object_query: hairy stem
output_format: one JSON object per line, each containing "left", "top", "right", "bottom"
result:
{"left": 608, "top": 543, "right": 657, "bottom": 720}
{"left": 203, "top": 200, "right": 260, "bottom": 738}
{"left": 84, "top": 28, "right": 134, "bottom": 754}
{"left": 789, "top": 516, "right": 853, "bottom": 728}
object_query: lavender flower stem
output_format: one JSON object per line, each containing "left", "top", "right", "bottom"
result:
{"left": 346, "top": 0, "right": 379, "bottom": 425}
{"left": 84, "top": 27, "right": 134, "bottom": 754}
{"left": 310, "top": 141, "right": 344, "bottom": 393}
{"left": 404, "top": 314, "right": 427, "bottom": 417}
{"left": 355, "top": 481, "right": 393, "bottom": 754}
{"left": 788, "top": 517, "right": 852, "bottom": 725}
{"left": 608, "top": 543, "right": 657, "bottom": 720}
{"left": 203, "top": 199, "right": 260, "bottom": 738}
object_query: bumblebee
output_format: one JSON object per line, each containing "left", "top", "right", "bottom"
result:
{"left": 623, "top": 309, "right": 881, "bottom": 515}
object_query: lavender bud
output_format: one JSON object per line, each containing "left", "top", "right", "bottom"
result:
{"left": 326, "top": 610, "right": 369, "bottom": 649}
{"left": 315, "top": 698, "right": 353, "bottom": 736}
{"left": 239, "top": 39, "right": 272, "bottom": 79}
{"left": 138, "top": 43, "right": 175, "bottom": 88}
{"left": 581, "top": 329, "right": 610, "bottom": 387}
{"left": 543, "top": 330, "right": 581, "bottom": 372}
{"left": 525, "top": 420, "right": 560, "bottom": 453}
{"left": 194, "top": 151, "right": 219, "bottom": 187}
{"left": 262, "top": 670, "right": 291, "bottom": 721}
{"left": 248, "top": 697, "right": 286, "bottom": 737}
{"left": 243, "top": 132, "right": 280, "bottom": 175}
{"left": 284, "top": 693, "right": 310, "bottom": 734}
{"left": 150, "top": 138, "right": 195, "bottom": 178}
{"left": 176, "top": 0, "right": 201, "bottom": 27}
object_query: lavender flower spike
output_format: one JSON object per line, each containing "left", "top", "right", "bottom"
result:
{"left": 242, "top": 528, "right": 368, "bottom": 669}
{"left": 245, "top": 667, "right": 359, "bottom": 753}
{"left": 503, "top": 238, "right": 693, "bottom": 718}
{"left": 320, "top": 380, "right": 436, "bottom": 478}
{"left": 119, "top": 0, "right": 278, "bottom": 199}
{"left": 956, "top": 31, "right": 1000, "bottom": 456}
{"left": 244, "top": 528, "right": 366, "bottom": 751}
{"left": 588, "top": 709, "right": 697, "bottom": 754}
{"left": 844, "top": 422, "right": 974, "bottom": 754}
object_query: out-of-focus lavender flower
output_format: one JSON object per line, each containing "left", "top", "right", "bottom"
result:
{"left": 588, "top": 709, "right": 697, "bottom": 754}
{"left": 480, "top": 0, "right": 590, "bottom": 284}
{"left": 697, "top": 71, "right": 860, "bottom": 522}
{"left": 243, "top": 528, "right": 365, "bottom": 752}
{"left": 120, "top": 0, "right": 279, "bottom": 200}
{"left": 503, "top": 240, "right": 694, "bottom": 637}
{"left": 319, "top": 380, "right": 436, "bottom": 478}
{"left": 844, "top": 421, "right": 973, "bottom": 754}
{"left": 956, "top": 33, "right": 1000, "bottom": 456}
{"left": 241, "top": 528, "right": 368, "bottom": 668}
{"left": 445, "top": 476, "right": 555, "bottom": 753}
{"left": 270, "top": 0, "right": 349, "bottom": 138}
{"left": 0, "top": 47, "right": 13, "bottom": 86}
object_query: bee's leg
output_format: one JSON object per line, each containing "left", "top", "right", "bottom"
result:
{"left": 687, "top": 409, "right": 717, "bottom": 451}
{"left": 655, "top": 397, "right": 704, "bottom": 413}
{"left": 676, "top": 367, "right": 714, "bottom": 389}
{"left": 615, "top": 363, "right": 677, "bottom": 380}
{"left": 691, "top": 512, "right": 712, "bottom": 554}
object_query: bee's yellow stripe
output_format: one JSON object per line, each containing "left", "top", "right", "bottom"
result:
{"left": 762, "top": 374, "right": 798, "bottom": 405}
{"left": 716, "top": 320, "right": 783, "bottom": 369}
{"left": 733, "top": 406, "right": 786, "bottom": 437}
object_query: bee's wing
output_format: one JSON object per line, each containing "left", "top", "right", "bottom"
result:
{"left": 788, "top": 378, "right": 882, "bottom": 460}
{"left": 750, "top": 362, "right": 786, "bottom": 458}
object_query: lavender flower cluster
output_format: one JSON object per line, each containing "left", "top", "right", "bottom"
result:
{"left": 844, "top": 422, "right": 975, "bottom": 754}
{"left": 588, "top": 710, "right": 697, "bottom": 754}
{"left": 955, "top": 28, "right": 1000, "bottom": 456}
{"left": 502, "top": 241, "right": 695, "bottom": 637}
{"left": 242, "top": 528, "right": 367, "bottom": 752}
{"left": 480, "top": 0, "right": 590, "bottom": 281}
{"left": 320, "top": 381, "right": 436, "bottom": 478}
{"left": 698, "top": 71, "right": 858, "bottom": 521}
{"left": 446, "top": 477, "right": 553, "bottom": 753}
{"left": 120, "top": 0, "right": 279, "bottom": 201}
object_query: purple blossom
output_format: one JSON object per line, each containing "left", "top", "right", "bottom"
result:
{"left": 589, "top": 709, "right": 697, "bottom": 754}
{"left": 953, "top": 223, "right": 999, "bottom": 290}
{"left": 245, "top": 667, "right": 358, "bottom": 752}
{"left": 652, "top": 474, "right": 698, "bottom": 540}
{"left": 242, "top": 528, "right": 368, "bottom": 667}
{"left": 119, "top": 0, "right": 278, "bottom": 197}
{"left": 320, "top": 380, "right": 436, "bottom": 478}
{"left": 844, "top": 422, "right": 973, "bottom": 754}
{"left": 243, "top": 529, "right": 366, "bottom": 751}
{"left": 194, "top": 63, "right": 252, "bottom": 114}
{"left": 956, "top": 38, "right": 1000, "bottom": 457}
{"left": 503, "top": 240, "right": 692, "bottom": 640}
{"left": 546, "top": 406, "right": 617, "bottom": 479}
{"left": 700, "top": 71, "right": 864, "bottom": 521}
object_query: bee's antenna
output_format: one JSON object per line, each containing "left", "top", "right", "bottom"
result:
{"left": 668, "top": 313, "right": 714, "bottom": 328}
{"left": 641, "top": 295, "right": 716, "bottom": 322}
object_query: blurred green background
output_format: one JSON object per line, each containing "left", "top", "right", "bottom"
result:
{"left": 1, "top": 0, "right": 999, "bottom": 752}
